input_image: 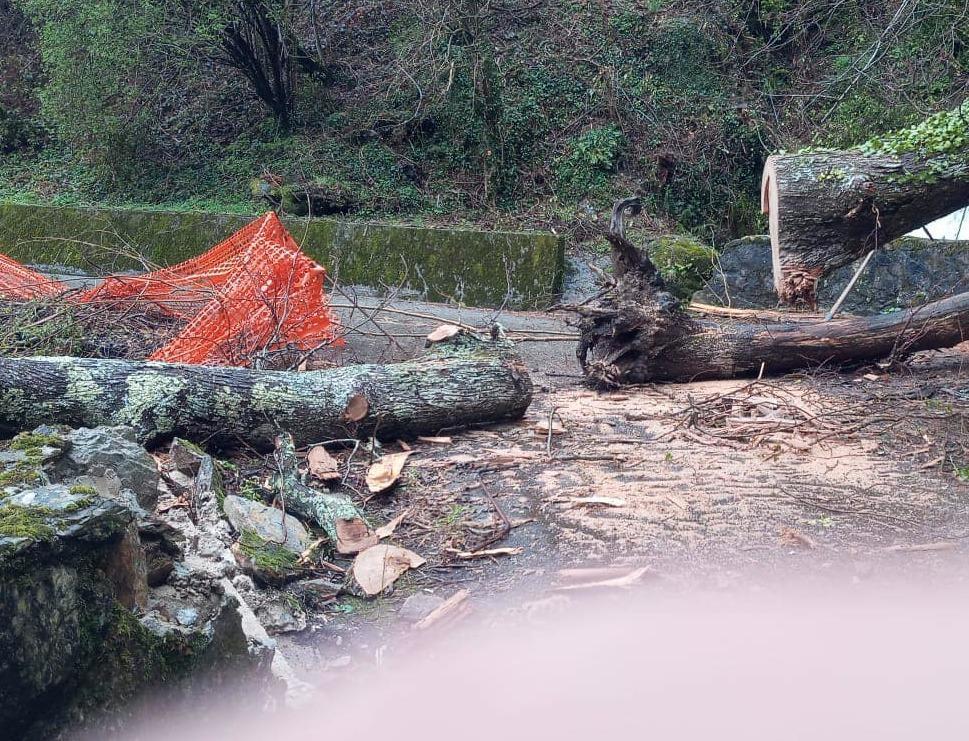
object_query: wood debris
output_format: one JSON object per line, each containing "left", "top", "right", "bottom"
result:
{"left": 352, "top": 544, "right": 426, "bottom": 596}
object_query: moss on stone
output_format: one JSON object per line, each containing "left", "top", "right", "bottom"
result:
{"left": 238, "top": 529, "right": 298, "bottom": 573}
{"left": 648, "top": 234, "right": 717, "bottom": 298}
{"left": 10, "top": 431, "right": 65, "bottom": 453}
{"left": 68, "top": 484, "right": 97, "bottom": 496}
{"left": 0, "top": 464, "right": 41, "bottom": 487}
{"left": 0, "top": 203, "right": 565, "bottom": 310}
{"left": 0, "top": 504, "right": 56, "bottom": 540}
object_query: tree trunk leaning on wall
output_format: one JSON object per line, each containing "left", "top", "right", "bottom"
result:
{"left": 0, "top": 331, "right": 533, "bottom": 450}
{"left": 762, "top": 102, "right": 969, "bottom": 308}
{"left": 575, "top": 198, "right": 969, "bottom": 386}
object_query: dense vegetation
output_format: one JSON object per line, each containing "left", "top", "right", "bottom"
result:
{"left": 0, "top": 0, "right": 966, "bottom": 245}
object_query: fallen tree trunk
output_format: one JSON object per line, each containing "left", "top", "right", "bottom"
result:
{"left": 576, "top": 198, "right": 969, "bottom": 385}
{"left": 0, "top": 330, "right": 532, "bottom": 449}
{"left": 762, "top": 103, "right": 969, "bottom": 307}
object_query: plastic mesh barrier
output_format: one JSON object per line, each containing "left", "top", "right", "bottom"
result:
{"left": 0, "top": 212, "right": 340, "bottom": 366}
{"left": 0, "top": 254, "right": 66, "bottom": 300}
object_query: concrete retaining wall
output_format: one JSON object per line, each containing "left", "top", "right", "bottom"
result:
{"left": 0, "top": 203, "right": 565, "bottom": 310}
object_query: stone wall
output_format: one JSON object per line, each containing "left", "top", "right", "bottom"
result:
{"left": 695, "top": 235, "right": 969, "bottom": 314}
{"left": 0, "top": 203, "right": 566, "bottom": 310}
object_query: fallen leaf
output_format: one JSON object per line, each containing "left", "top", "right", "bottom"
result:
{"left": 342, "top": 393, "right": 369, "bottom": 422}
{"left": 554, "top": 566, "right": 651, "bottom": 591}
{"left": 413, "top": 589, "right": 471, "bottom": 631}
{"left": 417, "top": 436, "right": 453, "bottom": 445}
{"left": 366, "top": 451, "right": 414, "bottom": 493}
{"left": 779, "top": 527, "right": 816, "bottom": 550}
{"left": 307, "top": 445, "right": 341, "bottom": 482}
{"left": 426, "top": 324, "right": 461, "bottom": 343}
{"left": 352, "top": 544, "right": 426, "bottom": 595}
{"left": 376, "top": 511, "right": 408, "bottom": 539}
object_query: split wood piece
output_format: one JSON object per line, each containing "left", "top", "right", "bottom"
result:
{"left": 761, "top": 104, "right": 969, "bottom": 307}
{"left": 575, "top": 197, "right": 969, "bottom": 386}
{"left": 273, "top": 432, "right": 376, "bottom": 555}
{"left": 0, "top": 329, "right": 533, "bottom": 449}
{"left": 413, "top": 589, "right": 471, "bottom": 631}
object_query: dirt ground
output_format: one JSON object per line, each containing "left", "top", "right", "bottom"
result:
{"left": 273, "top": 302, "right": 969, "bottom": 680}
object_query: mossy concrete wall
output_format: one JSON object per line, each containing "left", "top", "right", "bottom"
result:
{"left": 0, "top": 203, "right": 565, "bottom": 309}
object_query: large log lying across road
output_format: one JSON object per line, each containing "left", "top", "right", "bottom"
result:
{"left": 0, "top": 330, "right": 533, "bottom": 449}
{"left": 576, "top": 198, "right": 969, "bottom": 385}
{"left": 762, "top": 102, "right": 969, "bottom": 307}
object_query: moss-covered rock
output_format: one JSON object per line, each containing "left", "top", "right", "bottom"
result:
{"left": 0, "top": 435, "right": 269, "bottom": 739}
{"left": 648, "top": 234, "right": 718, "bottom": 298}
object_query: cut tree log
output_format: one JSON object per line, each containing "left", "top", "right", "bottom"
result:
{"left": 272, "top": 432, "right": 374, "bottom": 555}
{"left": 0, "top": 329, "right": 532, "bottom": 449}
{"left": 575, "top": 198, "right": 969, "bottom": 385}
{"left": 762, "top": 102, "right": 969, "bottom": 307}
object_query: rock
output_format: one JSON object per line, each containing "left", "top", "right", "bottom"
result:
{"left": 223, "top": 496, "right": 311, "bottom": 554}
{"left": 399, "top": 592, "right": 446, "bottom": 623}
{"left": 695, "top": 235, "right": 969, "bottom": 313}
{"left": 138, "top": 518, "right": 185, "bottom": 587}
{"left": 294, "top": 578, "right": 341, "bottom": 608}
{"left": 0, "top": 469, "right": 273, "bottom": 738}
{"left": 58, "top": 427, "right": 160, "bottom": 510}
{"left": 255, "top": 595, "right": 308, "bottom": 635}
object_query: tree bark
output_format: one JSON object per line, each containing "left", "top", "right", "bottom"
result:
{"left": 272, "top": 432, "right": 374, "bottom": 555}
{"left": 762, "top": 111, "right": 969, "bottom": 307}
{"left": 576, "top": 198, "right": 969, "bottom": 385}
{"left": 0, "top": 331, "right": 532, "bottom": 449}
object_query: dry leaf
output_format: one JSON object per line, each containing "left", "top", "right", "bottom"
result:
{"left": 352, "top": 544, "right": 426, "bottom": 595}
{"left": 426, "top": 324, "right": 461, "bottom": 343}
{"left": 376, "top": 511, "right": 408, "bottom": 539}
{"left": 343, "top": 393, "right": 369, "bottom": 422}
{"left": 366, "top": 451, "right": 413, "bottom": 493}
{"left": 417, "top": 436, "right": 453, "bottom": 445}
{"left": 307, "top": 445, "right": 341, "bottom": 482}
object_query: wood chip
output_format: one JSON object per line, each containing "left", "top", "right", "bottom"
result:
{"left": 417, "top": 436, "right": 453, "bottom": 445}
{"left": 307, "top": 445, "right": 341, "bottom": 482}
{"left": 568, "top": 496, "right": 626, "bottom": 508}
{"left": 426, "top": 324, "right": 461, "bottom": 343}
{"left": 336, "top": 519, "right": 379, "bottom": 555}
{"left": 342, "top": 393, "right": 369, "bottom": 422}
{"left": 534, "top": 418, "right": 566, "bottom": 436}
{"left": 554, "top": 566, "right": 651, "bottom": 591}
{"left": 883, "top": 541, "right": 957, "bottom": 553}
{"left": 365, "top": 451, "right": 413, "bottom": 493}
{"left": 413, "top": 589, "right": 471, "bottom": 631}
{"left": 779, "top": 527, "right": 816, "bottom": 549}
{"left": 448, "top": 547, "right": 524, "bottom": 560}
{"left": 376, "top": 511, "right": 408, "bottom": 539}
{"left": 352, "top": 544, "right": 426, "bottom": 595}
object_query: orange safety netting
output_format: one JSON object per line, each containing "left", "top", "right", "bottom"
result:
{"left": 0, "top": 253, "right": 66, "bottom": 300}
{"left": 0, "top": 212, "right": 341, "bottom": 366}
